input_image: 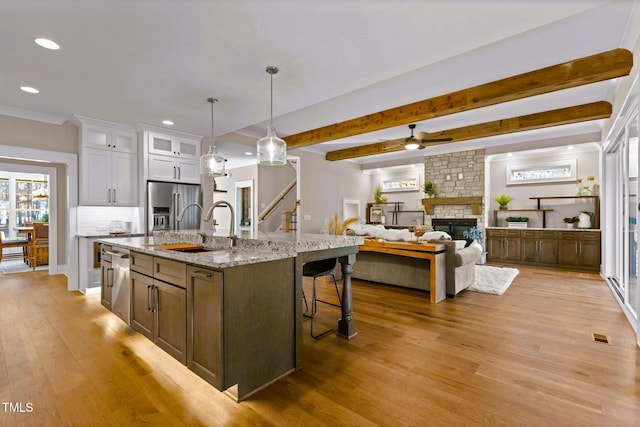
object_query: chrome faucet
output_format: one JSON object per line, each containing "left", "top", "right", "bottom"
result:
{"left": 177, "top": 202, "right": 203, "bottom": 222}
{"left": 204, "top": 200, "right": 236, "bottom": 247}
{"left": 177, "top": 202, "right": 205, "bottom": 242}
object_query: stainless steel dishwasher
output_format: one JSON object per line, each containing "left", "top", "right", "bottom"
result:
{"left": 102, "top": 247, "right": 131, "bottom": 324}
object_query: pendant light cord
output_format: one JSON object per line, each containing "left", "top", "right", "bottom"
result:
{"left": 265, "top": 66, "right": 279, "bottom": 131}
{"left": 207, "top": 97, "right": 218, "bottom": 152}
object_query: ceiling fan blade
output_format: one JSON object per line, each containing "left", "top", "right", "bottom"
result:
{"left": 420, "top": 137, "right": 453, "bottom": 143}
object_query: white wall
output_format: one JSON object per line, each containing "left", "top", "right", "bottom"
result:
{"left": 487, "top": 146, "right": 600, "bottom": 228}
{"left": 293, "top": 149, "right": 371, "bottom": 233}
{"left": 368, "top": 165, "right": 426, "bottom": 226}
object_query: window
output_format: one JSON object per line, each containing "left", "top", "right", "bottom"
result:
{"left": 15, "top": 179, "right": 49, "bottom": 226}
{"left": 380, "top": 175, "right": 419, "bottom": 192}
{"left": 0, "top": 178, "right": 9, "bottom": 238}
{"left": 0, "top": 173, "right": 49, "bottom": 239}
{"left": 506, "top": 159, "right": 577, "bottom": 185}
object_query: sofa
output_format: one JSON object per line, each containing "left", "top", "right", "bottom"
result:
{"left": 443, "top": 240, "right": 482, "bottom": 297}
{"left": 352, "top": 239, "right": 481, "bottom": 303}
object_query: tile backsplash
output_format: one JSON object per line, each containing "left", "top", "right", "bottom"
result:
{"left": 77, "top": 206, "right": 144, "bottom": 235}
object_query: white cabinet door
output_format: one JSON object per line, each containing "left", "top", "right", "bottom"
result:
{"left": 80, "top": 148, "right": 110, "bottom": 205}
{"left": 111, "top": 129, "right": 138, "bottom": 154}
{"left": 148, "top": 154, "right": 178, "bottom": 181}
{"left": 82, "top": 124, "right": 110, "bottom": 150}
{"left": 176, "top": 138, "right": 200, "bottom": 159}
{"left": 176, "top": 158, "right": 200, "bottom": 184}
{"left": 148, "top": 132, "right": 176, "bottom": 156}
{"left": 111, "top": 152, "right": 138, "bottom": 206}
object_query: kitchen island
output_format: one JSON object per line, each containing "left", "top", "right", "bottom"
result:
{"left": 98, "top": 230, "right": 363, "bottom": 401}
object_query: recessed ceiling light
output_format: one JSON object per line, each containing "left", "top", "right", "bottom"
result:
{"left": 244, "top": 152, "right": 253, "bottom": 156}
{"left": 35, "top": 38, "right": 60, "bottom": 50}
{"left": 20, "top": 86, "right": 39, "bottom": 94}
{"left": 507, "top": 152, "right": 513, "bottom": 157}
{"left": 162, "top": 120, "right": 174, "bottom": 126}
{"left": 567, "top": 145, "right": 574, "bottom": 150}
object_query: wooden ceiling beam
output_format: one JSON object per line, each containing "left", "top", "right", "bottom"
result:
{"left": 325, "top": 101, "right": 612, "bottom": 161}
{"left": 284, "top": 48, "right": 631, "bottom": 149}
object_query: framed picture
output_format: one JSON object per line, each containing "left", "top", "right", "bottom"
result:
{"left": 380, "top": 175, "right": 419, "bottom": 192}
{"left": 369, "top": 206, "right": 383, "bottom": 223}
{"left": 506, "top": 159, "right": 577, "bottom": 185}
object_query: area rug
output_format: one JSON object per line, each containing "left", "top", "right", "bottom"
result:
{"left": 467, "top": 265, "right": 519, "bottom": 295}
{"left": 0, "top": 260, "right": 48, "bottom": 274}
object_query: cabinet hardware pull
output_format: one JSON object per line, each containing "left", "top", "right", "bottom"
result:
{"left": 147, "top": 285, "right": 153, "bottom": 311}
{"left": 192, "top": 270, "right": 212, "bottom": 279}
{"left": 113, "top": 189, "right": 117, "bottom": 203}
{"left": 177, "top": 166, "right": 181, "bottom": 180}
{"left": 173, "top": 166, "right": 177, "bottom": 179}
{"left": 107, "top": 267, "right": 114, "bottom": 288}
{"left": 107, "top": 189, "right": 111, "bottom": 203}
{"left": 152, "top": 285, "right": 159, "bottom": 313}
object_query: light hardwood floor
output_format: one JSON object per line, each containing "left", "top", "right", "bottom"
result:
{"left": 0, "top": 265, "right": 638, "bottom": 426}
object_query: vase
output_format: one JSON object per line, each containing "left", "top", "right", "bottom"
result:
{"left": 499, "top": 205, "right": 508, "bottom": 210}
{"left": 566, "top": 223, "right": 575, "bottom": 229}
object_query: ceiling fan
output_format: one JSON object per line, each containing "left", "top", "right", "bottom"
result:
{"left": 403, "top": 124, "right": 453, "bottom": 150}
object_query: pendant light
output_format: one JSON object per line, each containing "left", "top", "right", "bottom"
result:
{"left": 200, "top": 97, "right": 227, "bottom": 177}
{"left": 257, "top": 66, "right": 287, "bottom": 166}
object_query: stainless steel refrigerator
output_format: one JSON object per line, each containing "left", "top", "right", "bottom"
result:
{"left": 147, "top": 181, "right": 202, "bottom": 235}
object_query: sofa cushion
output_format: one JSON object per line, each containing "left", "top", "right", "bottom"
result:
{"left": 454, "top": 245, "right": 482, "bottom": 267}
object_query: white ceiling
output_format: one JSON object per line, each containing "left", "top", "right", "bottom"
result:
{"left": 1, "top": 0, "right": 638, "bottom": 169}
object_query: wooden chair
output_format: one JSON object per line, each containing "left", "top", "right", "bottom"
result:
{"left": 0, "top": 232, "right": 29, "bottom": 264}
{"left": 29, "top": 222, "right": 49, "bottom": 270}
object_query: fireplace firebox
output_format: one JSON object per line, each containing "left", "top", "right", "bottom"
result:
{"left": 432, "top": 218, "right": 478, "bottom": 242}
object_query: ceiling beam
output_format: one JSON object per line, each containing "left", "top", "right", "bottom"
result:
{"left": 284, "top": 48, "right": 631, "bottom": 149}
{"left": 325, "top": 101, "right": 612, "bottom": 161}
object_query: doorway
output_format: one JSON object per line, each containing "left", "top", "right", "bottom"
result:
{"left": 234, "top": 179, "right": 254, "bottom": 234}
{"left": 602, "top": 77, "right": 639, "bottom": 341}
{"left": 0, "top": 163, "right": 57, "bottom": 274}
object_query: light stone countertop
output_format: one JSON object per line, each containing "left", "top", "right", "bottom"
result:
{"left": 98, "top": 230, "right": 364, "bottom": 269}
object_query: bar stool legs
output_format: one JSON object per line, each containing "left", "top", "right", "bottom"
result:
{"left": 302, "top": 259, "right": 342, "bottom": 339}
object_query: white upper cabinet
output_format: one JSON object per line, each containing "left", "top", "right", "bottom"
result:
{"left": 73, "top": 116, "right": 140, "bottom": 206}
{"left": 148, "top": 132, "right": 200, "bottom": 159}
{"left": 81, "top": 122, "right": 138, "bottom": 154}
{"left": 143, "top": 129, "right": 202, "bottom": 184}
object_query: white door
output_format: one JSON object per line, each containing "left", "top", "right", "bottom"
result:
{"left": 80, "top": 148, "right": 110, "bottom": 205}
{"left": 111, "top": 151, "right": 138, "bottom": 206}
{"left": 176, "top": 158, "right": 200, "bottom": 184}
{"left": 148, "top": 154, "right": 177, "bottom": 182}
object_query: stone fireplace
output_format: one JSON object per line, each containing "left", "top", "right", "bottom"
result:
{"left": 423, "top": 148, "right": 486, "bottom": 232}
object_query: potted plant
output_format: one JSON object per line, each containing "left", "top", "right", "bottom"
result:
{"left": 373, "top": 185, "right": 387, "bottom": 203}
{"left": 495, "top": 194, "right": 512, "bottom": 210}
{"left": 423, "top": 181, "right": 436, "bottom": 198}
{"left": 505, "top": 216, "right": 528, "bottom": 228}
{"left": 563, "top": 216, "right": 579, "bottom": 229}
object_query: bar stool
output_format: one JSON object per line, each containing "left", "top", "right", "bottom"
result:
{"left": 302, "top": 258, "right": 341, "bottom": 339}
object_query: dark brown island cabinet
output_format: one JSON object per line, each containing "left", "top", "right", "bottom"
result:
{"left": 124, "top": 250, "right": 295, "bottom": 401}
{"left": 487, "top": 228, "right": 601, "bottom": 271}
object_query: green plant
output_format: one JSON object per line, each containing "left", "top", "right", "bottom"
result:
{"left": 423, "top": 181, "right": 436, "bottom": 196}
{"left": 374, "top": 185, "right": 383, "bottom": 201}
{"left": 563, "top": 216, "right": 579, "bottom": 223}
{"left": 41, "top": 213, "right": 49, "bottom": 222}
{"left": 505, "top": 216, "right": 528, "bottom": 222}
{"left": 494, "top": 194, "right": 512, "bottom": 206}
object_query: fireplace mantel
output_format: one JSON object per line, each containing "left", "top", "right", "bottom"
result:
{"left": 422, "top": 196, "right": 484, "bottom": 215}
